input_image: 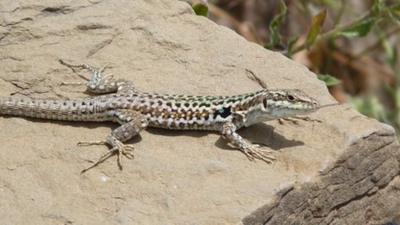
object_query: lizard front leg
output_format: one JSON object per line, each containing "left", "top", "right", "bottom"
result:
{"left": 221, "top": 122, "right": 276, "bottom": 163}
{"left": 78, "top": 110, "right": 148, "bottom": 173}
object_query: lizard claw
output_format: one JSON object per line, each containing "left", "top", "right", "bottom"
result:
{"left": 278, "top": 116, "right": 322, "bottom": 125}
{"left": 77, "top": 140, "right": 107, "bottom": 146}
{"left": 113, "top": 141, "right": 135, "bottom": 165}
{"left": 240, "top": 144, "right": 276, "bottom": 164}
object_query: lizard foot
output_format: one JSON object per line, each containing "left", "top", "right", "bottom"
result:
{"left": 78, "top": 140, "right": 135, "bottom": 173}
{"left": 278, "top": 116, "right": 322, "bottom": 125}
{"left": 60, "top": 81, "right": 86, "bottom": 86}
{"left": 240, "top": 144, "right": 276, "bottom": 164}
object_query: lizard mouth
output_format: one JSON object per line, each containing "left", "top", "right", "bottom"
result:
{"left": 317, "top": 103, "right": 339, "bottom": 109}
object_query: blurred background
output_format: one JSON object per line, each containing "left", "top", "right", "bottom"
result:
{"left": 188, "top": 0, "right": 400, "bottom": 134}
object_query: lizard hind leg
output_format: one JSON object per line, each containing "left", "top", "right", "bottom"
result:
{"left": 82, "top": 64, "right": 137, "bottom": 94}
{"left": 59, "top": 60, "right": 135, "bottom": 94}
{"left": 78, "top": 110, "right": 148, "bottom": 173}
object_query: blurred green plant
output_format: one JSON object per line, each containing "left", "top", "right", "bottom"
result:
{"left": 266, "top": 0, "right": 400, "bottom": 55}
{"left": 192, "top": 2, "right": 209, "bottom": 17}
{"left": 351, "top": 95, "right": 388, "bottom": 122}
{"left": 317, "top": 74, "right": 341, "bottom": 87}
{"left": 265, "top": 0, "right": 288, "bottom": 50}
{"left": 265, "top": 0, "right": 400, "bottom": 131}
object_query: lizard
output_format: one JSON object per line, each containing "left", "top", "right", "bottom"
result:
{"left": 0, "top": 61, "right": 324, "bottom": 172}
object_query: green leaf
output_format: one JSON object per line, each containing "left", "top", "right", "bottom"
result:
{"left": 395, "top": 88, "right": 400, "bottom": 111}
{"left": 389, "top": 3, "right": 400, "bottom": 21}
{"left": 382, "top": 39, "right": 398, "bottom": 67}
{"left": 287, "top": 36, "right": 300, "bottom": 57}
{"left": 319, "top": 0, "right": 341, "bottom": 9}
{"left": 372, "top": 0, "right": 386, "bottom": 15}
{"left": 192, "top": 3, "right": 208, "bottom": 17}
{"left": 305, "top": 9, "right": 327, "bottom": 48}
{"left": 317, "top": 74, "right": 341, "bottom": 86}
{"left": 337, "top": 18, "right": 376, "bottom": 38}
{"left": 267, "top": 0, "right": 287, "bottom": 49}
{"left": 350, "top": 96, "right": 388, "bottom": 123}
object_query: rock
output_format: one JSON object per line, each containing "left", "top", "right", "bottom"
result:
{"left": 0, "top": 0, "right": 399, "bottom": 224}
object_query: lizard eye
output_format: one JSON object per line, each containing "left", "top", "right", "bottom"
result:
{"left": 263, "top": 98, "right": 268, "bottom": 108}
{"left": 287, "top": 95, "right": 295, "bottom": 101}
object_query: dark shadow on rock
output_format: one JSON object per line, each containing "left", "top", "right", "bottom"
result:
{"left": 8, "top": 116, "right": 208, "bottom": 139}
{"left": 2, "top": 116, "right": 115, "bottom": 130}
{"left": 146, "top": 127, "right": 209, "bottom": 138}
{"left": 6, "top": 117, "right": 302, "bottom": 149}
{"left": 12, "top": 117, "right": 147, "bottom": 145}
{"left": 215, "top": 123, "right": 304, "bottom": 151}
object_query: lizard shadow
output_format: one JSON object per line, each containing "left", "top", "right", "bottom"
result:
{"left": 11, "top": 117, "right": 204, "bottom": 140}
{"left": 61, "top": 120, "right": 303, "bottom": 150}
{"left": 215, "top": 123, "right": 304, "bottom": 151}
{"left": 18, "top": 118, "right": 146, "bottom": 145}
{"left": 10, "top": 117, "right": 113, "bottom": 136}
{"left": 145, "top": 127, "right": 209, "bottom": 138}
{"left": 15, "top": 118, "right": 302, "bottom": 150}
{"left": 66, "top": 122, "right": 208, "bottom": 142}
{"left": 17, "top": 117, "right": 116, "bottom": 130}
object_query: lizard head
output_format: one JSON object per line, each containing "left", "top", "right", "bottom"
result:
{"left": 264, "top": 89, "right": 319, "bottom": 117}
{"left": 241, "top": 89, "right": 319, "bottom": 126}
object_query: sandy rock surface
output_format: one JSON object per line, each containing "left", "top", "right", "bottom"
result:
{"left": 0, "top": 1, "right": 399, "bottom": 225}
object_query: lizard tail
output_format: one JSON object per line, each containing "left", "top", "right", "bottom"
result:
{"left": 0, "top": 96, "right": 102, "bottom": 121}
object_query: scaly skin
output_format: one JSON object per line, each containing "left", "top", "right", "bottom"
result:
{"left": 0, "top": 62, "right": 321, "bottom": 172}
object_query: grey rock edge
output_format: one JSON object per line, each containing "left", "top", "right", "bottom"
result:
{"left": 0, "top": 0, "right": 399, "bottom": 225}
{"left": 242, "top": 129, "right": 400, "bottom": 225}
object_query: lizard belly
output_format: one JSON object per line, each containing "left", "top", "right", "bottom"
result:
{"left": 144, "top": 109, "right": 230, "bottom": 131}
